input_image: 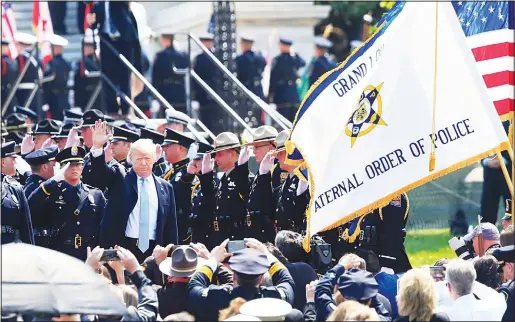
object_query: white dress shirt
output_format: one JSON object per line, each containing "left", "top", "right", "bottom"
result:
{"left": 125, "top": 175, "right": 159, "bottom": 240}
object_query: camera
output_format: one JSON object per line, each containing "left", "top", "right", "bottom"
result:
{"left": 448, "top": 236, "right": 475, "bottom": 261}
{"left": 308, "top": 235, "right": 332, "bottom": 274}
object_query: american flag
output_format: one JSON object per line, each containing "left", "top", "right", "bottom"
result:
{"left": 453, "top": 1, "right": 514, "bottom": 120}
{"left": 1, "top": 2, "right": 18, "bottom": 58}
{"left": 32, "top": 1, "right": 53, "bottom": 65}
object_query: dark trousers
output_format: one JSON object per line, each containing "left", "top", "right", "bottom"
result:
{"left": 124, "top": 237, "right": 156, "bottom": 264}
{"left": 481, "top": 166, "right": 511, "bottom": 225}
{"left": 100, "top": 37, "right": 134, "bottom": 116}
{"left": 48, "top": 2, "right": 67, "bottom": 35}
{"left": 77, "top": 2, "right": 86, "bottom": 34}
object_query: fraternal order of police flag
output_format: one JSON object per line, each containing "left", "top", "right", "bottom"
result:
{"left": 286, "top": 2, "right": 510, "bottom": 248}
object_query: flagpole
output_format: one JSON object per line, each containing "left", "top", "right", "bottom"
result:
{"left": 429, "top": 2, "right": 439, "bottom": 172}
{"left": 498, "top": 151, "right": 514, "bottom": 198}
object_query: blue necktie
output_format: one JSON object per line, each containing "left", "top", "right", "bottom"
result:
{"left": 138, "top": 178, "right": 149, "bottom": 253}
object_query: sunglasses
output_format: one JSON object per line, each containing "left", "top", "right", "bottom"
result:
{"left": 497, "top": 261, "right": 506, "bottom": 273}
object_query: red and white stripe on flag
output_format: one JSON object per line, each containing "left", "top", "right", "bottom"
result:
{"left": 32, "top": 1, "right": 53, "bottom": 65}
{"left": 1, "top": 2, "right": 18, "bottom": 58}
{"left": 468, "top": 29, "right": 515, "bottom": 120}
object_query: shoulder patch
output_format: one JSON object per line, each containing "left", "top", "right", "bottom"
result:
{"left": 500, "top": 289, "right": 509, "bottom": 302}
{"left": 390, "top": 195, "right": 402, "bottom": 207}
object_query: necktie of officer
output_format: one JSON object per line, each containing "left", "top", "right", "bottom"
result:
{"left": 138, "top": 178, "right": 149, "bottom": 253}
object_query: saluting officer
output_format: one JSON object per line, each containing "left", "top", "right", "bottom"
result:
{"left": 156, "top": 109, "right": 192, "bottom": 135}
{"left": 246, "top": 125, "right": 278, "bottom": 242}
{"left": 309, "top": 37, "right": 337, "bottom": 87}
{"left": 43, "top": 34, "right": 72, "bottom": 121}
{"left": 192, "top": 32, "right": 222, "bottom": 133}
{"left": 152, "top": 33, "right": 189, "bottom": 115}
{"left": 13, "top": 32, "right": 43, "bottom": 117}
{"left": 2, "top": 174, "right": 34, "bottom": 245}
{"left": 73, "top": 35, "right": 101, "bottom": 111}
{"left": 139, "top": 127, "right": 168, "bottom": 177}
{"left": 110, "top": 125, "right": 140, "bottom": 170}
{"left": 199, "top": 132, "right": 250, "bottom": 249}
{"left": 343, "top": 193, "right": 412, "bottom": 274}
{"left": 79, "top": 109, "right": 106, "bottom": 189}
{"left": 1, "top": 39, "right": 19, "bottom": 114}
{"left": 23, "top": 146, "right": 58, "bottom": 246}
{"left": 27, "top": 146, "right": 107, "bottom": 260}
{"left": 269, "top": 37, "right": 306, "bottom": 122}
{"left": 188, "top": 239, "right": 294, "bottom": 321}
{"left": 187, "top": 142, "right": 214, "bottom": 245}
{"left": 1, "top": 141, "right": 30, "bottom": 185}
{"left": 13, "top": 105, "right": 38, "bottom": 130}
{"left": 32, "top": 119, "right": 61, "bottom": 150}
{"left": 236, "top": 35, "right": 267, "bottom": 100}
{"left": 161, "top": 129, "right": 196, "bottom": 242}
{"left": 52, "top": 122, "right": 75, "bottom": 151}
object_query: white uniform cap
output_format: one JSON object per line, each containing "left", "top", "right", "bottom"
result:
{"left": 239, "top": 298, "right": 292, "bottom": 321}
{"left": 224, "top": 314, "right": 261, "bottom": 321}
{"left": 14, "top": 32, "right": 37, "bottom": 45}
{"left": 165, "top": 109, "right": 191, "bottom": 125}
{"left": 47, "top": 34, "right": 69, "bottom": 47}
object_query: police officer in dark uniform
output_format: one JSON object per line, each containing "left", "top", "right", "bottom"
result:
{"left": 27, "top": 146, "right": 107, "bottom": 260}
{"left": 139, "top": 127, "right": 168, "bottom": 177}
{"left": 187, "top": 142, "right": 214, "bottom": 245}
{"left": 4, "top": 113, "right": 30, "bottom": 134}
{"left": 309, "top": 37, "right": 337, "bottom": 87}
{"left": 14, "top": 32, "right": 43, "bottom": 117}
{"left": 79, "top": 109, "right": 106, "bottom": 189}
{"left": 199, "top": 132, "right": 250, "bottom": 249}
{"left": 43, "top": 34, "right": 72, "bottom": 121}
{"left": 236, "top": 35, "right": 267, "bottom": 100}
{"left": 1, "top": 141, "right": 30, "bottom": 185}
{"left": 343, "top": 193, "right": 412, "bottom": 274}
{"left": 13, "top": 105, "right": 38, "bottom": 130}
{"left": 110, "top": 125, "right": 139, "bottom": 170}
{"left": 1, "top": 39, "right": 19, "bottom": 114}
{"left": 23, "top": 146, "right": 58, "bottom": 246}
{"left": 2, "top": 174, "right": 34, "bottom": 245}
{"left": 493, "top": 246, "right": 514, "bottom": 322}
{"left": 63, "top": 109, "right": 83, "bottom": 126}
{"left": 188, "top": 239, "right": 294, "bottom": 321}
{"left": 269, "top": 37, "right": 306, "bottom": 122}
{"left": 52, "top": 122, "right": 75, "bottom": 151}
{"left": 152, "top": 33, "right": 189, "bottom": 114}
{"left": 73, "top": 35, "right": 101, "bottom": 111}
{"left": 32, "top": 119, "right": 61, "bottom": 151}
{"left": 160, "top": 129, "right": 196, "bottom": 242}
{"left": 192, "top": 32, "right": 221, "bottom": 133}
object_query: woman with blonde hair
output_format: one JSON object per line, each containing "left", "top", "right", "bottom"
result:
{"left": 396, "top": 269, "right": 449, "bottom": 322}
{"left": 327, "top": 300, "right": 379, "bottom": 321}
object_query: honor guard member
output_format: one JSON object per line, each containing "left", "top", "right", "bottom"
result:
{"left": 23, "top": 146, "right": 58, "bottom": 246}
{"left": 13, "top": 105, "right": 38, "bottom": 129}
{"left": 2, "top": 174, "right": 34, "bottom": 245}
{"left": 271, "top": 133, "right": 310, "bottom": 235}
{"left": 157, "top": 109, "right": 192, "bottom": 134}
{"left": 268, "top": 37, "right": 306, "bottom": 122}
{"left": 52, "top": 122, "right": 75, "bottom": 151}
{"left": 1, "top": 39, "right": 19, "bottom": 114}
{"left": 73, "top": 35, "right": 101, "bottom": 111}
{"left": 161, "top": 129, "right": 196, "bottom": 242}
{"left": 246, "top": 126, "right": 279, "bottom": 241}
{"left": 63, "top": 109, "right": 83, "bottom": 126}
{"left": 140, "top": 127, "right": 169, "bottom": 177}
{"left": 13, "top": 32, "right": 43, "bottom": 116}
{"left": 236, "top": 35, "right": 267, "bottom": 100}
{"left": 151, "top": 33, "right": 189, "bottom": 115}
{"left": 33, "top": 119, "right": 61, "bottom": 150}
{"left": 110, "top": 125, "right": 140, "bottom": 170}
{"left": 309, "top": 37, "right": 337, "bottom": 87}
{"left": 4, "top": 113, "right": 30, "bottom": 134}
{"left": 4, "top": 131, "right": 25, "bottom": 148}
{"left": 43, "top": 34, "right": 72, "bottom": 120}
{"left": 27, "top": 146, "right": 107, "bottom": 260}
{"left": 188, "top": 142, "right": 214, "bottom": 245}
{"left": 199, "top": 132, "right": 250, "bottom": 249}
{"left": 1, "top": 141, "right": 30, "bottom": 185}
{"left": 344, "top": 194, "right": 412, "bottom": 274}
{"left": 188, "top": 239, "right": 294, "bottom": 320}
{"left": 271, "top": 130, "right": 290, "bottom": 191}
{"left": 503, "top": 199, "right": 512, "bottom": 230}
{"left": 192, "top": 32, "right": 222, "bottom": 133}
{"left": 493, "top": 246, "right": 514, "bottom": 322}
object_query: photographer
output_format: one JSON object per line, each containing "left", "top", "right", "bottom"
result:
{"left": 493, "top": 245, "right": 514, "bottom": 322}
{"left": 449, "top": 222, "right": 501, "bottom": 262}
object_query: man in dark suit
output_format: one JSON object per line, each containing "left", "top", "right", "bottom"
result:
{"left": 309, "top": 37, "right": 337, "bottom": 87}
{"left": 90, "top": 121, "right": 178, "bottom": 262}
{"left": 151, "top": 33, "right": 189, "bottom": 115}
{"left": 44, "top": 34, "right": 72, "bottom": 121}
{"left": 87, "top": 1, "right": 141, "bottom": 118}
{"left": 73, "top": 35, "right": 102, "bottom": 111}
{"left": 236, "top": 35, "right": 266, "bottom": 100}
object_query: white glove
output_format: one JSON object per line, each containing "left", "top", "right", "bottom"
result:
{"left": 51, "top": 163, "right": 70, "bottom": 182}
{"left": 296, "top": 179, "right": 309, "bottom": 196}
{"left": 104, "top": 144, "right": 113, "bottom": 163}
{"left": 20, "top": 134, "right": 35, "bottom": 155}
{"left": 238, "top": 146, "right": 250, "bottom": 166}
{"left": 363, "top": 14, "right": 373, "bottom": 24}
{"left": 269, "top": 103, "right": 277, "bottom": 110}
{"left": 259, "top": 151, "right": 275, "bottom": 175}
{"left": 202, "top": 153, "right": 214, "bottom": 174}
{"left": 42, "top": 104, "right": 50, "bottom": 112}
{"left": 41, "top": 138, "right": 54, "bottom": 149}
{"left": 64, "top": 128, "right": 81, "bottom": 149}
{"left": 448, "top": 236, "right": 474, "bottom": 260}
{"left": 191, "top": 100, "right": 200, "bottom": 111}
{"left": 151, "top": 100, "right": 160, "bottom": 113}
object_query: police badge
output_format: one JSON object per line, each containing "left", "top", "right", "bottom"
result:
{"left": 71, "top": 146, "right": 78, "bottom": 156}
